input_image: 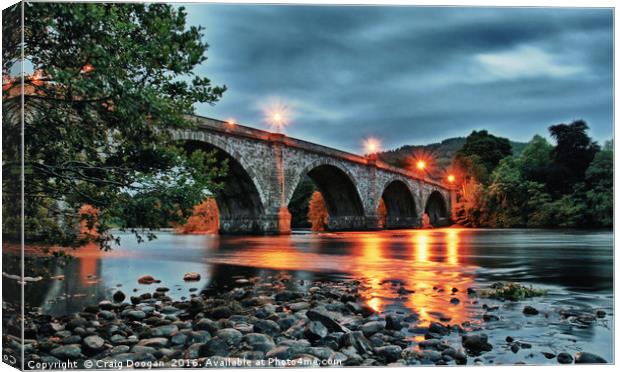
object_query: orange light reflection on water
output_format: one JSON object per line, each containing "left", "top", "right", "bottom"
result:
{"left": 216, "top": 228, "right": 476, "bottom": 326}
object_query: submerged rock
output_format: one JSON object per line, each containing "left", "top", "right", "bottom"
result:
{"left": 523, "top": 306, "right": 539, "bottom": 315}
{"left": 462, "top": 334, "right": 492, "bottom": 355}
{"left": 557, "top": 352, "right": 573, "bottom": 364}
{"left": 183, "top": 272, "right": 201, "bottom": 281}
{"left": 575, "top": 352, "right": 607, "bottom": 364}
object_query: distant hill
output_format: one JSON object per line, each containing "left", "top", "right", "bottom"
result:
{"left": 378, "top": 137, "right": 527, "bottom": 180}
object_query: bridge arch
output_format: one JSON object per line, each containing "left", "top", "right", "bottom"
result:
{"left": 288, "top": 159, "right": 366, "bottom": 230}
{"left": 380, "top": 179, "right": 418, "bottom": 229}
{"left": 424, "top": 190, "right": 450, "bottom": 227}
{"left": 176, "top": 132, "right": 269, "bottom": 234}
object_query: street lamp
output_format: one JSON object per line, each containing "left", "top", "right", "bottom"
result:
{"left": 416, "top": 160, "right": 426, "bottom": 171}
{"left": 447, "top": 174, "right": 455, "bottom": 183}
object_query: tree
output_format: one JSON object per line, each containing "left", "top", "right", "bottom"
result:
{"left": 307, "top": 191, "right": 329, "bottom": 231}
{"left": 377, "top": 198, "right": 387, "bottom": 228}
{"left": 288, "top": 177, "right": 316, "bottom": 228}
{"left": 520, "top": 135, "right": 553, "bottom": 185}
{"left": 583, "top": 140, "right": 613, "bottom": 227}
{"left": 454, "top": 130, "right": 512, "bottom": 183}
{"left": 548, "top": 120, "right": 599, "bottom": 194}
{"left": 487, "top": 157, "right": 527, "bottom": 227}
{"left": 2, "top": 3, "right": 227, "bottom": 248}
{"left": 178, "top": 198, "right": 219, "bottom": 234}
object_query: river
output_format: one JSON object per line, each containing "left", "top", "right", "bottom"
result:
{"left": 12, "top": 228, "right": 614, "bottom": 364}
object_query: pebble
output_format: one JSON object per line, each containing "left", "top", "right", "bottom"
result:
{"left": 557, "top": 352, "right": 573, "bottom": 364}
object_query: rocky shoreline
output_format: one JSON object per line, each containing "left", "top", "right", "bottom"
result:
{"left": 3, "top": 273, "right": 611, "bottom": 368}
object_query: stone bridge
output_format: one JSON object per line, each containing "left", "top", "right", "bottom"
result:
{"left": 175, "top": 116, "right": 454, "bottom": 234}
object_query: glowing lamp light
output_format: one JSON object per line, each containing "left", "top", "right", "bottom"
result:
{"left": 273, "top": 112, "right": 282, "bottom": 124}
{"left": 262, "top": 100, "right": 290, "bottom": 133}
{"left": 447, "top": 174, "right": 455, "bottom": 183}
{"left": 226, "top": 118, "right": 236, "bottom": 126}
{"left": 364, "top": 137, "right": 381, "bottom": 154}
{"left": 416, "top": 160, "right": 426, "bottom": 171}
{"left": 81, "top": 64, "right": 94, "bottom": 73}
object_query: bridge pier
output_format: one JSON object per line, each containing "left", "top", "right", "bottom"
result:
{"left": 219, "top": 207, "right": 291, "bottom": 235}
{"left": 327, "top": 215, "right": 382, "bottom": 231}
{"left": 384, "top": 216, "right": 420, "bottom": 229}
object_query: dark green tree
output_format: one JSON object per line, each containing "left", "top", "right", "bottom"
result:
{"left": 548, "top": 120, "right": 599, "bottom": 194}
{"left": 583, "top": 140, "right": 613, "bottom": 227}
{"left": 520, "top": 135, "right": 553, "bottom": 185}
{"left": 2, "top": 3, "right": 227, "bottom": 248}
{"left": 453, "top": 130, "right": 512, "bottom": 184}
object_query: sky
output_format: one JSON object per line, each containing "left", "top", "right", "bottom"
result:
{"left": 184, "top": 4, "right": 613, "bottom": 154}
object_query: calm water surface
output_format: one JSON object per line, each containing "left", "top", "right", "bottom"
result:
{"left": 21, "top": 228, "right": 614, "bottom": 364}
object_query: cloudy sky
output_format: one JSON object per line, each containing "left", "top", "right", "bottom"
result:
{"left": 185, "top": 4, "right": 613, "bottom": 154}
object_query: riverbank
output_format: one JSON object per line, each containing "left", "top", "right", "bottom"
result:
{"left": 3, "top": 272, "right": 611, "bottom": 368}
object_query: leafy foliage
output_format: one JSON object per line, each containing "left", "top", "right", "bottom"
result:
{"left": 177, "top": 198, "right": 219, "bottom": 234}
{"left": 451, "top": 121, "right": 611, "bottom": 228}
{"left": 480, "top": 282, "right": 548, "bottom": 301}
{"left": 307, "top": 191, "right": 328, "bottom": 231}
{"left": 288, "top": 177, "right": 316, "bottom": 228}
{"left": 2, "top": 3, "right": 227, "bottom": 248}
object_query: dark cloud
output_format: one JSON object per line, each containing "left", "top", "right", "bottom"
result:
{"left": 185, "top": 4, "right": 613, "bottom": 153}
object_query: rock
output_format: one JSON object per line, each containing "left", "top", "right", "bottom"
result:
{"left": 126, "top": 310, "right": 146, "bottom": 321}
{"left": 194, "top": 318, "right": 220, "bottom": 334}
{"left": 428, "top": 322, "right": 449, "bottom": 336}
{"left": 510, "top": 344, "right": 520, "bottom": 353}
{"left": 361, "top": 321, "right": 385, "bottom": 336}
{"left": 505, "top": 336, "right": 514, "bottom": 343}
{"left": 137, "top": 337, "right": 168, "bottom": 348}
{"left": 385, "top": 315, "right": 403, "bottom": 331}
{"left": 242, "top": 333, "right": 275, "bottom": 353}
{"left": 482, "top": 313, "right": 499, "bottom": 322}
{"left": 110, "top": 345, "right": 130, "bottom": 355}
{"left": 50, "top": 345, "right": 82, "bottom": 359}
{"left": 216, "top": 328, "right": 242, "bottom": 346}
{"left": 466, "top": 288, "right": 476, "bottom": 295}
{"left": 149, "top": 324, "right": 178, "bottom": 338}
{"left": 98, "top": 300, "right": 114, "bottom": 310}
{"left": 418, "top": 339, "right": 443, "bottom": 349}
{"left": 289, "top": 302, "right": 310, "bottom": 311}
{"left": 189, "top": 330, "right": 211, "bottom": 344}
{"left": 342, "top": 331, "right": 373, "bottom": 355}
{"left": 138, "top": 275, "right": 160, "bottom": 285}
{"left": 462, "top": 334, "right": 493, "bottom": 355}
{"left": 523, "top": 306, "right": 539, "bottom": 315}
{"left": 307, "top": 309, "right": 348, "bottom": 333}
{"left": 557, "top": 352, "right": 573, "bottom": 364}
{"left": 61, "top": 335, "right": 82, "bottom": 345}
{"left": 253, "top": 319, "right": 280, "bottom": 336}
{"left": 208, "top": 306, "right": 231, "bottom": 319}
{"left": 575, "top": 352, "right": 607, "bottom": 364}
{"left": 183, "top": 272, "right": 201, "bottom": 281}
{"left": 596, "top": 310, "right": 606, "bottom": 318}
{"left": 541, "top": 352, "right": 556, "bottom": 359}
{"left": 375, "top": 345, "right": 402, "bottom": 363}
{"left": 274, "top": 290, "right": 302, "bottom": 302}
{"left": 170, "top": 333, "right": 188, "bottom": 346}
{"left": 112, "top": 290, "right": 126, "bottom": 303}
{"left": 83, "top": 335, "right": 105, "bottom": 351}
{"left": 304, "top": 321, "right": 328, "bottom": 341}
{"left": 199, "top": 337, "right": 229, "bottom": 357}
{"left": 450, "top": 298, "right": 460, "bottom": 305}
{"left": 97, "top": 311, "right": 115, "bottom": 321}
